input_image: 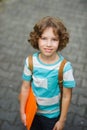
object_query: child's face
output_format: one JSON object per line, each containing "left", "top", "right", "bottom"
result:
{"left": 38, "top": 27, "right": 59, "bottom": 57}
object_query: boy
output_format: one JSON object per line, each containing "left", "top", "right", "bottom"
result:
{"left": 20, "top": 16, "right": 76, "bottom": 130}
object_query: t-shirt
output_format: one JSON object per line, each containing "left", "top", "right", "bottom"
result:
{"left": 22, "top": 52, "right": 76, "bottom": 118}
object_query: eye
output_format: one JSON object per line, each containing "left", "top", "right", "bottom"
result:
{"left": 52, "top": 38, "right": 58, "bottom": 41}
{"left": 41, "top": 37, "right": 47, "bottom": 40}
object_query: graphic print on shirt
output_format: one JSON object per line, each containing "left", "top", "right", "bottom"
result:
{"left": 33, "top": 76, "right": 48, "bottom": 89}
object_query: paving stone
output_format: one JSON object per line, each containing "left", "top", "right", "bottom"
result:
{"left": 66, "top": 112, "right": 74, "bottom": 125}
{"left": 73, "top": 87, "right": 87, "bottom": 97}
{"left": 0, "top": 99, "right": 11, "bottom": 110}
{"left": 69, "top": 104, "right": 86, "bottom": 116}
{"left": 82, "top": 79, "right": 87, "bottom": 87}
{"left": 71, "top": 94, "right": 78, "bottom": 104}
{"left": 84, "top": 127, "right": 87, "bottom": 130}
{"left": 1, "top": 121, "right": 26, "bottom": 130}
{"left": 64, "top": 126, "right": 83, "bottom": 130}
{"left": 0, "top": 61, "right": 10, "bottom": 71}
{"left": 0, "top": 109, "right": 17, "bottom": 123}
{"left": 0, "top": 87, "right": 8, "bottom": 98}
{"left": 78, "top": 95, "right": 87, "bottom": 105}
{"left": 0, "top": 78, "right": 22, "bottom": 92}
{"left": 73, "top": 115, "right": 87, "bottom": 127}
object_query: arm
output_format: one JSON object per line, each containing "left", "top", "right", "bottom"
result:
{"left": 53, "top": 87, "right": 72, "bottom": 130}
{"left": 20, "top": 80, "right": 31, "bottom": 126}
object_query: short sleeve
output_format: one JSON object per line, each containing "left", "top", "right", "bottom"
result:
{"left": 22, "top": 57, "right": 32, "bottom": 81}
{"left": 63, "top": 62, "right": 76, "bottom": 88}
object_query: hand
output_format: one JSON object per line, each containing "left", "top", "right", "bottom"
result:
{"left": 20, "top": 113, "right": 26, "bottom": 126}
{"left": 53, "top": 120, "right": 65, "bottom": 130}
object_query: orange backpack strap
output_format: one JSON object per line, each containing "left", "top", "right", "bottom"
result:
{"left": 58, "top": 59, "right": 67, "bottom": 111}
{"left": 28, "top": 55, "right": 33, "bottom": 72}
{"left": 59, "top": 59, "right": 67, "bottom": 91}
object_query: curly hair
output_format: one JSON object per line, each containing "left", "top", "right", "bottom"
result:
{"left": 28, "top": 16, "right": 69, "bottom": 51}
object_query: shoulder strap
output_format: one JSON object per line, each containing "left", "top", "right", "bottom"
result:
{"left": 58, "top": 59, "right": 67, "bottom": 92}
{"left": 58, "top": 59, "right": 67, "bottom": 113}
{"left": 28, "top": 55, "right": 33, "bottom": 72}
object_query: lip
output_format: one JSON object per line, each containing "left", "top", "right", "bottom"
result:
{"left": 44, "top": 48, "right": 53, "bottom": 52}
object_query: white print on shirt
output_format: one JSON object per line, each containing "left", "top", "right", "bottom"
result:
{"left": 33, "top": 76, "right": 48, "bottom": 89}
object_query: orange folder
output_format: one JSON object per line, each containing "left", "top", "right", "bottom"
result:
{"left": 19, "top": 87, "right": 37, "bottom": 130}
{"left": 25, "top": 87, "right": 37, "bottom": 130}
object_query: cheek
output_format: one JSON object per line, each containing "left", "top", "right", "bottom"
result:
{"left": 38, "top": 40, "right": 45, "bottom": 48}
{"left": 38, "top": 41, "right": 43, "bottom": 49}
{"left": 53, "top": 42, "right": 59, "bottom": 49}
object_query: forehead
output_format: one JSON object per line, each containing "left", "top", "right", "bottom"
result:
{"left": 41, "top": 27, "right": 57, "bottom": 37}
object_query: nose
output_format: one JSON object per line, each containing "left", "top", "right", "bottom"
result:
{"left": 47, "top": 39, "right": 52, "bottom": 46}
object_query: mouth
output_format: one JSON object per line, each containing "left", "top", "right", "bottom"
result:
{"left": 44, "top": 48, "right": 53, "bottom": 52}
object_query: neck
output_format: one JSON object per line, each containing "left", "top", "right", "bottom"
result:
{"left": 39, "top": 53, "right": 59, "bottom": 64}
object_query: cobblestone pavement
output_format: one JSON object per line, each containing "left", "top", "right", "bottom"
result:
{"left": 0, "top": 0, "right": 87, "bottom": 130}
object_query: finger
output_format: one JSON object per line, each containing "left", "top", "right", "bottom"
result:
{"left": 53, "top": 126, "right": 57, "bottom": 130}
{"left": 53, "top": 126, "right": 56, "bottom": 130}
{"left": 24, "top": 121, "right": 26, "bottom": 126}
{"left": 23, "top": 117, "right": 26, "bottom": 126}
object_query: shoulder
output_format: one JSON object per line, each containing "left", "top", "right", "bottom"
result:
{"left": 64, "top": 61, "right": 73, "bottom": 72}
{"left": 27, "top": 52, "right": 39, "bottom": 60}
{"left": 24, "top": 52, "right": 38, "bottom": 67}
{"left": 25, "top": 52, "right": 38, "bottom": 59}
{"left": 59, "top": 54, "right": 73, "bottom": 72}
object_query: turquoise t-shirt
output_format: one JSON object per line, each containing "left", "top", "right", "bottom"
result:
{"left": 22, "top": 52, "right": 76, "bottom": 118}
